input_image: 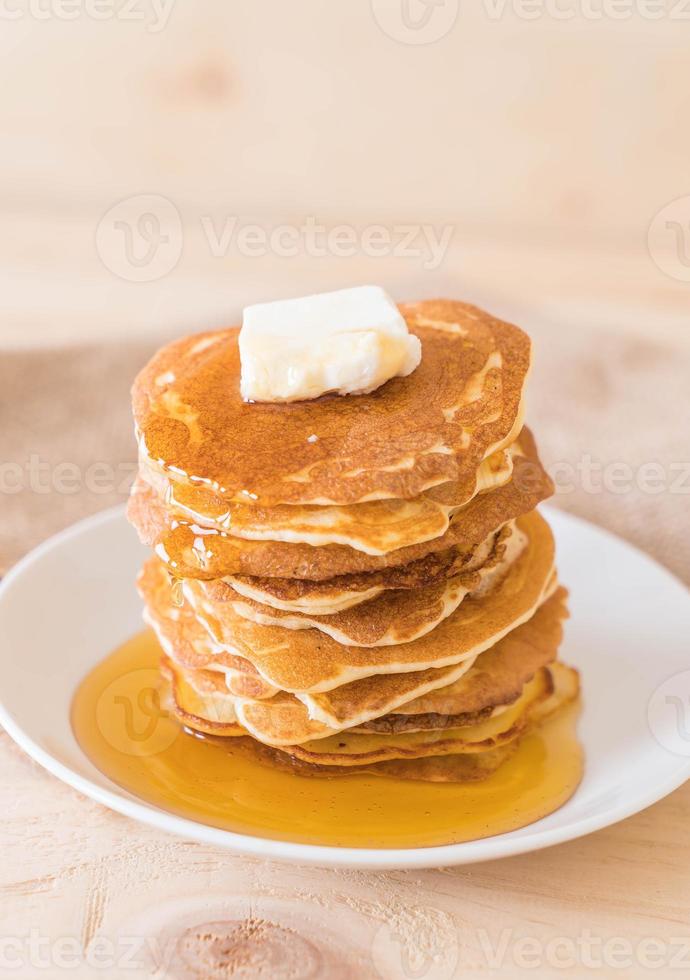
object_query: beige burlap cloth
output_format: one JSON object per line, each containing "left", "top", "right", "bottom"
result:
{"left": 1, "top": 324, "right": 689, "bottom": 585}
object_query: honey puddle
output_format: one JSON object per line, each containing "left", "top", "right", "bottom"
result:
{"left": 71, "top": 630, "right": 583, "bottom": 849}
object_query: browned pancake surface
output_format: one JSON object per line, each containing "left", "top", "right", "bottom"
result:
{"left": 357, "top": 587, "right": 567, "bottom": 731}
{"left": 180, "top": 511, "right": 555, "bottom": 692}
{"left": 201, "top": 524, "right": 519, "bottom": 647}
{"left": 138, "top": 563, "right": 277, "bottom": 700}
{"left": 127, "top": 430, "right": 552, "bottom": 581}
{"left": 132, "top": 300, "right": 530, "bottom": 506}
{"left": 161, "top": 586, "right": 566, "bottom": 746}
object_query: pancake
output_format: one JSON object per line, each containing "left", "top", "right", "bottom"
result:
{"left": 160, "top": 658, "right": 245, "bottom": 737}
{"left": 255, "top": 662, "right": 579, "bottom": 779}
{"left": 164, "top": 661, "right": 578, "bottom": 781}
{"left": 223, "top": 527, "right": 504, "bottom": 614}
{"left": 235, "top": 737, "right": 520, "bottom": 782}
{"left": 276, "top": 668, "right": 554, "bottom": 765}
{"left": 297, "top": 574, "right": 559, "bottom": 729}
{"left": 161, "top": 645, "right": 481, "bottom": 744}
{"left": 200, "top": 523, "right": 525, "bottom": 647}
{"left": 155, "top": 585, "right": 565, "bottom": 745}
{"left": 139, "top": 442, "right": 516, "bottom": 555}
{"left": 143, "top": 553, "right": 481, "bottom": 726}
{"left": 166, "top": 661, "right": 546, "bottom": 751}
{"left": 139, "top": 555, "right": 490, "bottom": 734}
{"left": 161, "top": 656, "right": 572, "bottom": 761}
{"left": 132, "top": 299, "right": 531, "bottom": 506}
{"left": 138, "top": 567, "right": 278, "bottom": 700}
{"left": 356, "top": 586, "right": 567, "bottom": 731}
{"left": 235, "top": 659, "right": 483, "bottom": 745}
{"left": 164, "top": 667, "right": 564, "bottom": 766}
{"left": 127, "top": 429, "right": 553, "bottom": 581}
{"left": 173, "top": 511, "right": 556, "bottom": 693}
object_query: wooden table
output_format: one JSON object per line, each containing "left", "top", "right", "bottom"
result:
{"left": 3, "top": 727, "right": 689, "bottom": 979}
{"left": 2, "top": 320, "right": 689, "bottom": 980}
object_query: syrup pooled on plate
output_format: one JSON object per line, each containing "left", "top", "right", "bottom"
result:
{"left": 71, "top": 630, "right": 583, "bottom": 849}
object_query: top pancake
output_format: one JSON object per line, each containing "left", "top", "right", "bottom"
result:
{"left": 132, "top": 299, "right": 530, "bottom": 506}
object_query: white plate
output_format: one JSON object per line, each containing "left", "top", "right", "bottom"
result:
{"left": 0, "top": 505, "right": 689, "bottom": 870}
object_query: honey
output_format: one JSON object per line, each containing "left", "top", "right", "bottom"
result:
{"left": 71, "top": 630, "right": 583, "bottom": 849}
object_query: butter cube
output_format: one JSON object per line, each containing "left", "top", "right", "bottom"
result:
{"left": 239, "top": 285, "right": 421, "bottom": 402}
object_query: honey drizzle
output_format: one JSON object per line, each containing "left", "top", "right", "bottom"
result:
{"left": 71, "top": 630, "right": 583, "bottom": 849}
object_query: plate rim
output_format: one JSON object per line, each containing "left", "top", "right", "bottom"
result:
{"left": 1, "top": 503, "right": 689, "bottom": 870}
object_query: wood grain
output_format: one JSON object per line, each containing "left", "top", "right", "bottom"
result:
{"left": 1, "top": 727, "right": 689, "bottom": 979}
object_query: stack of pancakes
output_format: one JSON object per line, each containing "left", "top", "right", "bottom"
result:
{"left": 128, "top": 299, "right": 579, "bottom": 782}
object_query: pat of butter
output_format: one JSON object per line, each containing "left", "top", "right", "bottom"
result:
{"left": 239, "top": 285, "right": 422, "bottom": 402}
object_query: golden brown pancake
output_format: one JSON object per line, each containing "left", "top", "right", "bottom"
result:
{"left": 154, "top": 586, "right": 566, "bottom": 745}
{"left": 255, "top": 663, "right": 579, "bottom": 778}
{"left": 297, "top": 575, "right": 559, "bottom": 729}
{"left": 160, "top": 658, "right": 245, "bottom": 736}
{"left": 141, "top": 555, "right": 551, "bottom": 737}
{"left": 276, "top": 669, "right": 554, "bottom": 765}
{"left": 171, "top": 664, "right": 543, "bottom": 754}
{"left": 127, "top": 429, "right": 553, "bottom": 581}
{"left": 168, "top": 511, "right": 556, "bottom": 693}
{"left": 132, "top": 300, "right": 531, "bottom": 506}
{"left": 139, "top": 569, "right": 278, "bottom": 700}
{"left": 223, "top": 527, "right": 504, "bottom": 613}
{"left": 164, "top": 662, "right": 578, "bottom": 782}
{"left": 162, "top": 647, "right": 480, "bottom": 743}
{"left": 234, "top": 663, "right": 484, "bottom": 745}
{"left": 201, "top": 523, "right": 524, "bottom": 647}
{"left": 163, "top": 666, "right": 574, "bottom": 767}
{"left": 232, "top": 737, "right": 520, "bottom": 782}
{"left": 139, "top": 442, "right": 515, "bottom": 555}
{"left": 356, "top": 586, "right": 567, "bottom": 731}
